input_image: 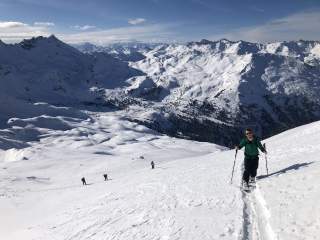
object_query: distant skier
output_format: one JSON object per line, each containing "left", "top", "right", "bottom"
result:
{"left": 151, "top": 161, "right": 155, "bottom": 169}
{"left": 236, "top": 128, "right": 266, "bottom": 188}
{"left": 103, "top": 174, "right": 108, "bottom": 181}
{"left": 81, "top": 177, "right": 87, "bottom": 185}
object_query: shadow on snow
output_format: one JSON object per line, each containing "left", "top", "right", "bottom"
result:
{"left": 257, "top": 162, "right": 313, "bottom": 180}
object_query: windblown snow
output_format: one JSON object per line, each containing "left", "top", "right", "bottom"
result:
{"left": 0, "top": 108, "right": 319, "bottom": 240}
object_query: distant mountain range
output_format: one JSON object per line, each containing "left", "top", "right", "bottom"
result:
{"left": 1, "top": 35, "right": 320, "bottom": 147}
{"left": 73, "top": 41, "right": 162, "bottom": 62}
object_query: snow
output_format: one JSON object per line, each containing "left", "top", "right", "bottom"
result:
{"left": 231, "top": 121, "right": 320, "bottom": 240}
{"left": 1, "top": 110, "right": 242, "bottom": 240}
{"left": 1, "top": 36, "right": 320, "bottom": 147}
{"left": 0, "top": 35, "right": 142, "bottom": 109}
{"left": 1, "top": 105, "right": 320, "bottom": 239}
{"left": 310, "top": 44, "right": 320, "bottom": 58}
{"left": 128, "top": 38, "right": 320, "bottom": 122}
{"left": 257, "top": 121, "right": 320, "bottom": 240}
{"left": 1, "top": 36, "right": 320, "bottom": 239}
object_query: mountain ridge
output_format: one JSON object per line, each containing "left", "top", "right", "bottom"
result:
{"left": 0, "top": 36, "right": 320, "bottom": 147}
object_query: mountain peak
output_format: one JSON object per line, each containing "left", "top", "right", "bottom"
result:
{"left": 198, "top": 39, "right": 214, "bottom": 44}
{"left": 193, "top": 39, "right": 234, "bottom": 45}
{"left": 48, "top": 34, "right": 58, "bottom": 40}
{"left": 19, "top": 36, "right": 46, "bottom": 49}
{"left": 47, "top": 34, "right": 69, "bottom": 45}
{"left": 219, "top": 38, "right": 234, "bottom": 43}
{"left": 18, "top": 35, "right": 74, "bottom": 51}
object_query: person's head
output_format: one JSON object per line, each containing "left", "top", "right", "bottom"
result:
{"left": 245, "top": 128, "right": 254, "bottom": 140}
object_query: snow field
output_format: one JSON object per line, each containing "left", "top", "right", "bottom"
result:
{"left": 1, "top": 111, "right": 244, "bottom": 240}
{"left": 256, "top": 121, "right": 320, "bottom": 240}
{"left": 1, "top": 110, "right": 320, "bottom": 240}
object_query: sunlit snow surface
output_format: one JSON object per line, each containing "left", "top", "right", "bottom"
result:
{"left": 1, "top": 109, "right": 319, "bottom": 240}
{"left": 0, "top": 110, "right": 241, "bottom": 240}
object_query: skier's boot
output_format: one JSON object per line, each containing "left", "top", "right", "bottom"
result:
{"left": 249, "top": 176, "right": 256, "bottom": 183}
{"left": 242, "top": 181, "right": 251, "bottom": 192}
{"left": 249, "top": 177, "right": 256, "bottom": 188}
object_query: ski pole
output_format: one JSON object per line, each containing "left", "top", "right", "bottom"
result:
{"left": 230, "top": 148, "right": 238, "bottom": 184}
{"left": 263, "top": 143, "right": 269, "bottom": 175}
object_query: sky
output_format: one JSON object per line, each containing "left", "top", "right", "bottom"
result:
{"left": 0, "top": 0, "right": 320, "bottom": 45}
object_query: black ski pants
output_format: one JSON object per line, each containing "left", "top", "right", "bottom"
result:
{"left": 243, "top": 155, "right": 259, "bottom": 184}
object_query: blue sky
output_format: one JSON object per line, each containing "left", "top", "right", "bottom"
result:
{"left": 0, "top": 0, "right": 320, "bottom": 44}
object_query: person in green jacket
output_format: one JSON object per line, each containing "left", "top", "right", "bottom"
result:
{"left": 236, "top": 128, "right": 266, "bottom": 187}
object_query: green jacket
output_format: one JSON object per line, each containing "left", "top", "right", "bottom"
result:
{"left": 238, "top": 136, "right": 265, "bottom": 157}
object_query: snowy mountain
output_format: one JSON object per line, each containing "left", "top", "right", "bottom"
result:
{"left": 0, "top": 35, "right": 143, "bottom": 126}
{"left": 1, "top": 106, "right": 319, "bottom": 240}
{"left": 1, "top": 36, "right": 320, "bottom": 148}
{"left": 0, "top": 35, "right": 145, "bottom": 149}
{"left": 121, "top": 39, "right": 320, "bottom": 145}
{"left": 0, "top": 35, "right": 142, "bottom": 104}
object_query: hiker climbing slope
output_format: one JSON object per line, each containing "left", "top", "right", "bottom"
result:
{"left": 236, "top": 128, "right": 266, "bottom": 188}
{"left": 81, "top": 177, "right": 87, "bottom": 185}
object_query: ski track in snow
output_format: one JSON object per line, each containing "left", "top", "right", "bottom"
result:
{"left": 240, "top": 184, "right": 277, "bottom": 240}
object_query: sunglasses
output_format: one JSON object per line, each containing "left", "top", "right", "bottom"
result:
{"left": 245, "top": 132, "right": 253, "bottom": 135}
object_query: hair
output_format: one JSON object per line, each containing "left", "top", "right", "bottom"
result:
{"left": 245, "top": 128, "right": 253, "bottom": 133}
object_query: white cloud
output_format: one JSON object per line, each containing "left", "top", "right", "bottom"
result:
{"left": 128, "top": 18, "right": 146, "bottom": 25}
{"left": 72, "top": 25, "right": 96, "bottom": 31}
{"left": 0, "top": 19, "right": 181, "bottom": 44}
{"left": 0, "top": 21, "right": 27, "bottom": 28}
{"left": 59, "top": 23, "right": 177, "bottom": 45}
{"left": 34, "top": 22, "right": 55, "bottom": 27}
{"left": 0, "top": 21, "right": 50, "bottom": 42}
{"left": 209, "top": 10, "right": 320, "bottom": 43}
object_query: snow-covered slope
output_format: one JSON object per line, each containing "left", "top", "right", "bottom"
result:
{"left": 0, "top": 108, "right": 319, "bottom": 240}
{"left": 257, "top": 121, "right": 320, "bottom": 240}
{"left": 0, "top": 35, "right": 142, "bottom": 105}
{"left": 263, "top": 40, "right": 320, "bottom": 66}
{"left": 0, "top": 110, "right": 236, "bottom": 240}
{"left": 0, "top": 35, "right": 143, "bottom": 135}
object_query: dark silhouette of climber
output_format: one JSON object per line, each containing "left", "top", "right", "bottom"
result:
{"left": 81, "top": 177, "right": 87, "bottom": 185}
{"left": 103, "top": 174, "right": 108, "bottom": 181}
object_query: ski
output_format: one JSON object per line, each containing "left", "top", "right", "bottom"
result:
{"left": 241, "top": 179, "right": 257, "bottom": 193}
{"left": 240, "top": 181, "right": 254, "bottom": 193}
{"left": 241, "top": 185, "right": 252, "bottom": 193}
